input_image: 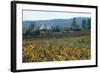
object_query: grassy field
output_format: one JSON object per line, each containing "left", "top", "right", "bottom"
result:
{"left": 22, "top": 35, "right": 91, "bottom": 63}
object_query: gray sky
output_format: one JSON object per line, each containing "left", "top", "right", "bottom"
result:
{"left": 23, "top": 10, "right": 91, "bottom": 21}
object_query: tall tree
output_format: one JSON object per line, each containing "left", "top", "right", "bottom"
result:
{"left": 82, "top": 19, "right": 87, "bottom": 29}
{"left": 31, "top": 21, "right": 35, "bottom": 29}
{"left": 87, "top": 18, "right": 91, "bottom": 29}
{"left": 82, "top": 18, "right": 91, "bottom": 30}
{"left": 71, "top": 18, "right": 80, "bottom": 30}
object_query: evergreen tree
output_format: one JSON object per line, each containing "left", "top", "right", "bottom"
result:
{"left": 71, "top": 18, "right": 80, "bottom": 30}
{"left": 82, "top": 19, "right": 87, "bottom": 29}
{"left": 82, "top": 18, "right": 91, "bottom": 30}
{"left": 32, "top": 21, "right": 35, "bottom": 29}
{"left": 87, "top": 18, "right": 91, "bottom": 29}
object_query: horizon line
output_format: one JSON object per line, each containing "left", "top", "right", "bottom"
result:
{"left": 23, "top": 16, "right": 91, "bottom": 21}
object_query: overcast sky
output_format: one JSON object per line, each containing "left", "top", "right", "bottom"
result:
{"left": 23, "top": 10, "right": 91, "bottom": 21}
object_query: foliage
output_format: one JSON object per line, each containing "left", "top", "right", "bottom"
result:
{"left": 82, "top": 18, "right": 91, "bottom": 30}
{"left": 22, "top": 35, "right": 91, "bottom": 62}
{"left": 71, "top": 18, "right": 80, "bottom": 30}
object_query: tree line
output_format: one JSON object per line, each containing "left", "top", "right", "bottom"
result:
{"left": 23, "top": 18, "right": 91, "bottom": 36}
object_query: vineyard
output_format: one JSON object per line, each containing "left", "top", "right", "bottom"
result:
{"left": 22, "top": 35, "right": 91, "bottom": 63}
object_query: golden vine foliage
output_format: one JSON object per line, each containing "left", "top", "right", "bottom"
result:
{"left": 22, "top": 35, "right": 91, "bottom": 62}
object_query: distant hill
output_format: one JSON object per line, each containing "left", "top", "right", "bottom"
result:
{"left": 22, "top": 17, "right": 90, "bottom": 34}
